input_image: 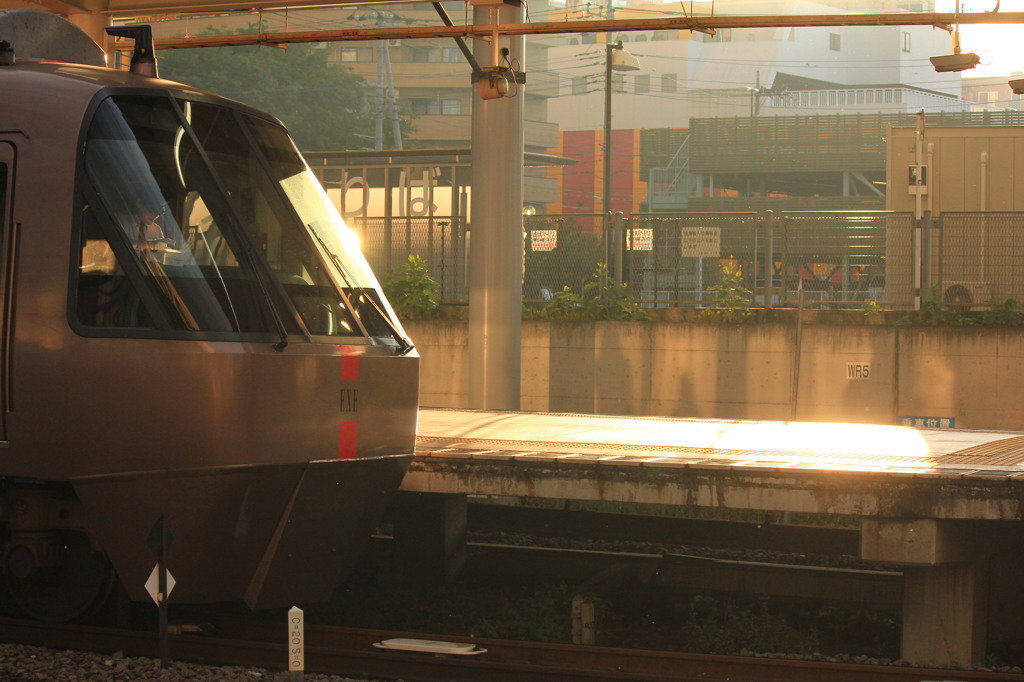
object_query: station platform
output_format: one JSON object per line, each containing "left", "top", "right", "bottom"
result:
{"left": 415, "top": 408, "right": 1024, "bottom": 476}
{"left": 400, "top": 408, "right": 1024, "bottom": 669}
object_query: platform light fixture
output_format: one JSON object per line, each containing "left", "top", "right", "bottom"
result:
{"left": 929, "top": 30, "right": 980, "bottom": 73}
{"left": 930, "top": 2, "right": 979, "bottom": 74}
{"left": 930, "top": 50, "right": 980, "bottom": 73}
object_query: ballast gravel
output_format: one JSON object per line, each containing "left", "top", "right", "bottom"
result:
{"left": 0, "top": 642, "right": 388, "bottom": 681}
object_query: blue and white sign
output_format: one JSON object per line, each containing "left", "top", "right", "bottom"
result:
{"left": 899, "top": 416, "right": 956, "bottom": 429}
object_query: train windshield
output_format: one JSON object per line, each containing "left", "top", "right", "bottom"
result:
{"left": 76, "top": 93, "right": 407, "bottom": 347}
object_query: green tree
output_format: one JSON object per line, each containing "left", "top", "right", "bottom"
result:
{"left": 158, "top": 25, "right": 379, "bottom": 151}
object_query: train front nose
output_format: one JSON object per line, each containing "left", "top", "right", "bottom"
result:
{"left": 72, "top": 455, "right": 411, "bottom": 609}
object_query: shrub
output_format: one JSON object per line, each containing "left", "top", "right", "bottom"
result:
{"left": 581, "top": 263, "right": 648, "bottom": 321}
{"left": 383, "top": 255, "right": 441, "bottom": 319}
{"left": 700, "top": 263, "right": 753, "bottom": 322}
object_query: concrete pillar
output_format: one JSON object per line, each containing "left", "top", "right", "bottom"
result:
{"left": 902, "top": 563, "right": 987, "bottom": 667}
{"left": 981, "top": 527, "right": 1024, "bottom": 659}
{"left": 861, "top": 518, "right": 988, "bottom": 667}
{"left": 467, "top": 3, "right": 524, "bottom": 411}
{"left": 390, "top": 492, "right": 468, "bottom": 584}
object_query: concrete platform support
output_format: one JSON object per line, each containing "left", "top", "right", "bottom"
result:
{"left": 391, "top": 492, "right": 468, "bottom": 584}
{"left": 901, "top": 563, "right": 987, "bottom": 667}
{"left": 988, "top": 542, "right": 1024, "bottom": 659}
{"left": 861, "top": 518, "right": 987, "bottom": 667}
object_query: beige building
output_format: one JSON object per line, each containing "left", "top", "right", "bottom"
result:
{"left": 887, "top": 124, "right": 1024, "bottom": 214}
{"left": 886, "top": 124, "right": 1024, "bottom": 308}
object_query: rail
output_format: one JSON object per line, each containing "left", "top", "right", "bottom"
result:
{"left": 0, "top": 617, "right": 1019, "bottom": 682}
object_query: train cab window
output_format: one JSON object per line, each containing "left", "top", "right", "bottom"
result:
{"left": 75, "top": 93, "right": 404, "bottom": 345}
{"left": 77, "top": 96, "right": 284, "bottom": 336}
{"left": 180, "top": 101, "right": 360, "bottom": 336}
{"left": 77, "top": 210, "right": 153, "bottom": 328}
{"left": 182, "top": 99, "right": 395, "bottom": 340}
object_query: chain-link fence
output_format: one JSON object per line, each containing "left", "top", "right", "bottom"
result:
{"left": 620, "top": 213, "right": 759, "bottom": 306}
{"left": 523, "top": 214, "right": 605, "bottom": 302}
{"left": 349, "top": 210, "right": 1024, "bottom": 310}
{"left": 350, "top": 216, "right": 467, "bottom": 302}
{"left": 935, "top": 212, "right": 1024, "bottom": 308}
{"left": 527, "top": 211, "right": 914, "bottom": 308}
{"left": 779, "top": 211, "right": 912, "bottom": 307}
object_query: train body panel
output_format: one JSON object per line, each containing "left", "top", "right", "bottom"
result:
{"left": 7, "top": 340, "right": 419, "bottom": 478}
{"left": 72, "top": 454, "right": 410, "bottom": 609}
{"left": 0, "top": 13, "right": 419, "bottom": 618}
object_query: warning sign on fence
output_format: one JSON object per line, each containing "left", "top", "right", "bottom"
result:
{"left": 530, "top": 230, "right": 557, "bottom": 252}
{"left": 681, "top": 227, "right": 720, "bottom": 258}
{"left": 627, "top": 228, "right": 653, "bottom": 251}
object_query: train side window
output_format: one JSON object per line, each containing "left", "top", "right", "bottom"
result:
{"left": 76, "top": 209, "right": 153, "bottom": 329}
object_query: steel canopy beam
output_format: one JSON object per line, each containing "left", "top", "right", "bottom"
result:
{"left": 42, "top": 0, "right": 407, "bottom": 17}
{"left": 101, "top": 11, "right": 1024, "bottom": 50}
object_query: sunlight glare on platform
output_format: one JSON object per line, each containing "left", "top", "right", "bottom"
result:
{"left": 708, "top": 421, "right": 932, "bottom": 459}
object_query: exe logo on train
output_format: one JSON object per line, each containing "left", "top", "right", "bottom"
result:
{"left": 338, "top": 350, "right": 359, "bottom": 413}
{"left": 340, "top": 389, "right": 359, "bottom": 413}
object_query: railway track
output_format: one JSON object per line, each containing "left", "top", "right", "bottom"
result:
{"left": 0, "top": 616, "right": 1020, "bottom": 682}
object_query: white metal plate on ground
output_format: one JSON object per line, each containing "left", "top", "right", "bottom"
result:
{"left": 373, "top": 638, "right": 487, "bottom": 655}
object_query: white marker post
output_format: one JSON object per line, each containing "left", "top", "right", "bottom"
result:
{"left": 288, "top": 606, "right": 304, "bottom": 682}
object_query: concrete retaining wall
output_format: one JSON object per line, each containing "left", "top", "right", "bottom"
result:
{"left": 406, "top": 319, "right": 1024, "bottom": 430}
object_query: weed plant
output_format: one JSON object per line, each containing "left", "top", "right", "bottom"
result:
{"left": 530, "top": 263, "right": 647, "bottom": 321}
{"left": 383, "top": 254, "right": 441, "bottom": 319}
{"left": 700, "top": 263, "right": 753, "bottom": 322}
{"left": 905, "top": 289, "right": 1024, "bottom": 326}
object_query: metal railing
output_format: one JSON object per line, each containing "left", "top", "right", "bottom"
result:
{"left": 351, "top": 211, "right": 1024, "bottom": 310}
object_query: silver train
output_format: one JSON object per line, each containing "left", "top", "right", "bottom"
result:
{"left": 0, "top": 10, "right": 418, "bottom": 621}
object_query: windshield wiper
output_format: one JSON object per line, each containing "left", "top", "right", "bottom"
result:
{"left": 308, "top": 228, "right": 414, "bottom": 355}
{"left": 242, "top": 242, "right": 291, "bottom": 352}
{"left": 166, "top": 99, "right": 307, "bottom": 352}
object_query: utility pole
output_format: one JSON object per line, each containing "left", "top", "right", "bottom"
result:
{"left": 350, "top": 9, "right": 405, "bottom": 150}
{"left": 602, "top": 40, "right": 639, "bottom": 279}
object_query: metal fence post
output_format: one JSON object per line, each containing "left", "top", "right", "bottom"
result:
{"left": 922, "top": 210, "right": 934, "bottom": 300}
{"left": 602, "top": 211, "right": 611, "bottom": 275}
{"left": 912, "top": 213, "right": 922, "bottom": 310}
{"left": 613, "top": 211, "right": 624, "bottom": 283}
{"left": 763, "top": 210, "right": 775, "bottom": 309}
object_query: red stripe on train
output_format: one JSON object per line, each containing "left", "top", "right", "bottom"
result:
{"left": 337, "top": 346, "right": 360, "bottom": 381}
{"left": 338, "top": 421, "right": 357, "bottom": 459}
